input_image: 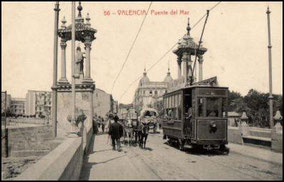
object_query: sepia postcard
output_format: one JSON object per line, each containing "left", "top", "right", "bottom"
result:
{"left": 1, "top": 1, "right": 283, "bottom": 180}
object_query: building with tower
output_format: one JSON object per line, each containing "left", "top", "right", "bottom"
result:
{"left": 132, "top": 18, "right": 218, "bottom": 115}
{"left": 132, "top": 68, "right": 173, "bottom": 114}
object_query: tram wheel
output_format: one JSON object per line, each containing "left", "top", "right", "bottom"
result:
{"left": 220, "top": 144, "right": 230, "bottom": 155}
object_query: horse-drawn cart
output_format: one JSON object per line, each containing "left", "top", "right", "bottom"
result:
{"left": 139, "top": 108, "right": 159, "bottom": 133}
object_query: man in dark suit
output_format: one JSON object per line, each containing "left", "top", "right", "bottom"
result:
{"left": 108, "top": 114, "right": 123, "bottom": 151}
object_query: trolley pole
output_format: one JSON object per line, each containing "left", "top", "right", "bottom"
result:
{"left": 266, "top": 7, "right": 274, "bottom": 129}
{"left": 52, "top": 1, "right": 60, "bottom": 138}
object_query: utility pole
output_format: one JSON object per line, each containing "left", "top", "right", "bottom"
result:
{"left": 52, "top": 1, "right": 60, "bottom": 138}
{"left": 266, "top": 6, "right": 274, "bottom": 129}
{"left": 71, "top": 1, "right": 76, "bottom": 134}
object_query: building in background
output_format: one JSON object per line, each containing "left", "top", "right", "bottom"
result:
{"left": 10, "top": 98, "right": 25, "bottom": 116}
{"left": 25, "top": 90, "right": 52, "bottom": 118}
{"left": 93, "top": 88, "right": 118, "bottom": 118}
{"left": 3, "top": 88, "right": 118, "bottom": 119}
{"left": 132, "top": 68, "right": 173, "bottom": 114}
{"left": 112, "top": 100, "right": 119, "bottom": 114}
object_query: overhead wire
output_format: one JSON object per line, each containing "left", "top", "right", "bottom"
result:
{"left": 111, "top": 1, "right": 153, "bottom": 95}
{"left": 119, "top": 1, "right": 222, "bottom": 101}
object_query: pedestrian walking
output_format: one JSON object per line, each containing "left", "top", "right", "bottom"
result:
{"left": 92, "top": 116, "right": 99, "bottom": 135}
{"left": 101, "top": 118, "right": 105, "bottom": 133}
{"left": 108, "top": 114, "right": 123, "bottom": 151}
{"left": 98, "top": 116, "right": 102, "bottom": 128}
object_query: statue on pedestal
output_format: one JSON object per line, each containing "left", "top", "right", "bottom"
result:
{"left": 75, "top": 47, "right": 85, "bottom": 77}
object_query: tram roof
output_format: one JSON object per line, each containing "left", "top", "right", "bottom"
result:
{"left": 165, "top": 84, "right": 229, "bottom": 95}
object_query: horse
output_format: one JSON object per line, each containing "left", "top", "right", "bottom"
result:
{"left": 138, "top": 122, "right": 150, "bottom": 149}
{"left": 122, "top": 119, "right": 134, "bottom": 146}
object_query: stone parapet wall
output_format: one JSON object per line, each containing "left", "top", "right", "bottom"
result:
{"left": 7, "top": 126, "right": 54, "bottom": 157}
{"left": 228, "top": 127, "right": 243, "bottom": 145}
{"left": 14, "top": 127, "right": 94, "bottom": 180}
{"left": 2, "top": 125, "right": 55, "bottom": 157}
{"left": 14, "top": 137, "right": 83, "bottom": 180}
{"left": 228, "top": 125, "right": 282, "bottom": 153}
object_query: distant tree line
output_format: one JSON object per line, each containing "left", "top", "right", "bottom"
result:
{"left": 228, "top": 89, "right": 283, "bottom": 128}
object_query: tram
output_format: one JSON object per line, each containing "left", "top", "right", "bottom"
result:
{"left": 162, "top": 84, "right": 229, "bottom": 152}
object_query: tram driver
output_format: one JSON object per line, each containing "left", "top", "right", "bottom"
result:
{"left": 185, "top": 107, "right": 193, "bottom": 135}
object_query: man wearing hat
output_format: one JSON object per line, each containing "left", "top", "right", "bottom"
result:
{"left": 108, "top": 114, "right": 123, "bottom": 151}
{"left": 92, "top": 115, "right": 99, "bottom": 135}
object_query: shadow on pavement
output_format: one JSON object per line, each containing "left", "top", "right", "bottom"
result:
{"left": 80, "top": 154, "right": 127, "bottom": 180}
{"left": 143, "top": 147, "right": 153, "bottom": 151}
{"left": 90, "top": 148, "right": 113, "bottom": 154}
{"left": 163, "top": 141, "right": 229, "bottom": 156}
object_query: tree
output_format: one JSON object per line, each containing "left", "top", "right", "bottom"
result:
{"left": 227, "top": 89, "right": 283, "bottom": 128}
{"left": 228, "top": 90, "right": 246, "bottom": 112}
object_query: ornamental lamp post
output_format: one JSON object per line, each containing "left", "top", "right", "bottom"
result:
{"left": 266, "top": 6, "right": 274, "bottom": 129}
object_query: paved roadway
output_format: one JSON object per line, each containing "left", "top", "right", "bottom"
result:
{"left": 80, "top": 131, "right": 282, "bottom": 180}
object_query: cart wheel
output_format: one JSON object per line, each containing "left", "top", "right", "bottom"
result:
{"left": 178, "top": 139, "right": 185, "bottom": 151}
{"left": 168, "top": 138, "right": 173, "bottom": 146}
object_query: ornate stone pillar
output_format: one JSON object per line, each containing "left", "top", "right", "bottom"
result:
{"left": 198, "top": 55, "right": 204, "bottom": 81}
{"left": 182, "top": 52, "right": 189, "bottom": 81}
{"left": 177, "top": 56, "right": 182, "bottom": 79}
{"left": 188, "top": 53, "right": 193, "bottom": 79}
{"left": 83, "top": 39, "right": 93, "bottom": 82}
{"left": 58, "top": 39, "right": 68, "bottom": 84}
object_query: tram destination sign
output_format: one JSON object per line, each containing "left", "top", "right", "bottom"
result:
{"left": 198, "top": 88, "right": 227, "bottom": 96}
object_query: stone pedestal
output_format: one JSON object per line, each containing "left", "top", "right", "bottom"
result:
{"left": 56, "top": 83, "right": 95, "bottom": 137}
{"left": 240, "top": 121, "right": 250, "bottom": 136}
{"left": 271, "top": 122, "right": 283, "bottom": 153}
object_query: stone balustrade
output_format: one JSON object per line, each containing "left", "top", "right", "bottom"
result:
{"left": 228, "top": 114, "right": 282, "bottom": 153}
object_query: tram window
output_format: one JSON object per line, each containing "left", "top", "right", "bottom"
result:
{"left": 175, "top": 95, "right": 178, "bottom": 107}
{"left": 221, "top": 98, "right": 226, "bottom": 117}
{"left": 178, "top": 107, "right": 182, "bottom": 119}
{"left": 197, "top": 98, "right": 205, "bottom": 117}
{"left": 206, "top": 98, "right": 219, "bottom": 117}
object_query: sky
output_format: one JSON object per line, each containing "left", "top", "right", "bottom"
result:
{"left": 2, "top": 1, "right": 283, "bottom": 104}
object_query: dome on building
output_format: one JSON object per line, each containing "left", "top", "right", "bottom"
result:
{"left": 163, "top": 68, "right": 173, "bottom": 83}
{"left": 139, "top": 69, "right": 150, "bottom": 86}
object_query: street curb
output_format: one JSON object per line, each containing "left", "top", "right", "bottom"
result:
{"left": 229, "top": 148, "right": 282, "bottom": 166}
